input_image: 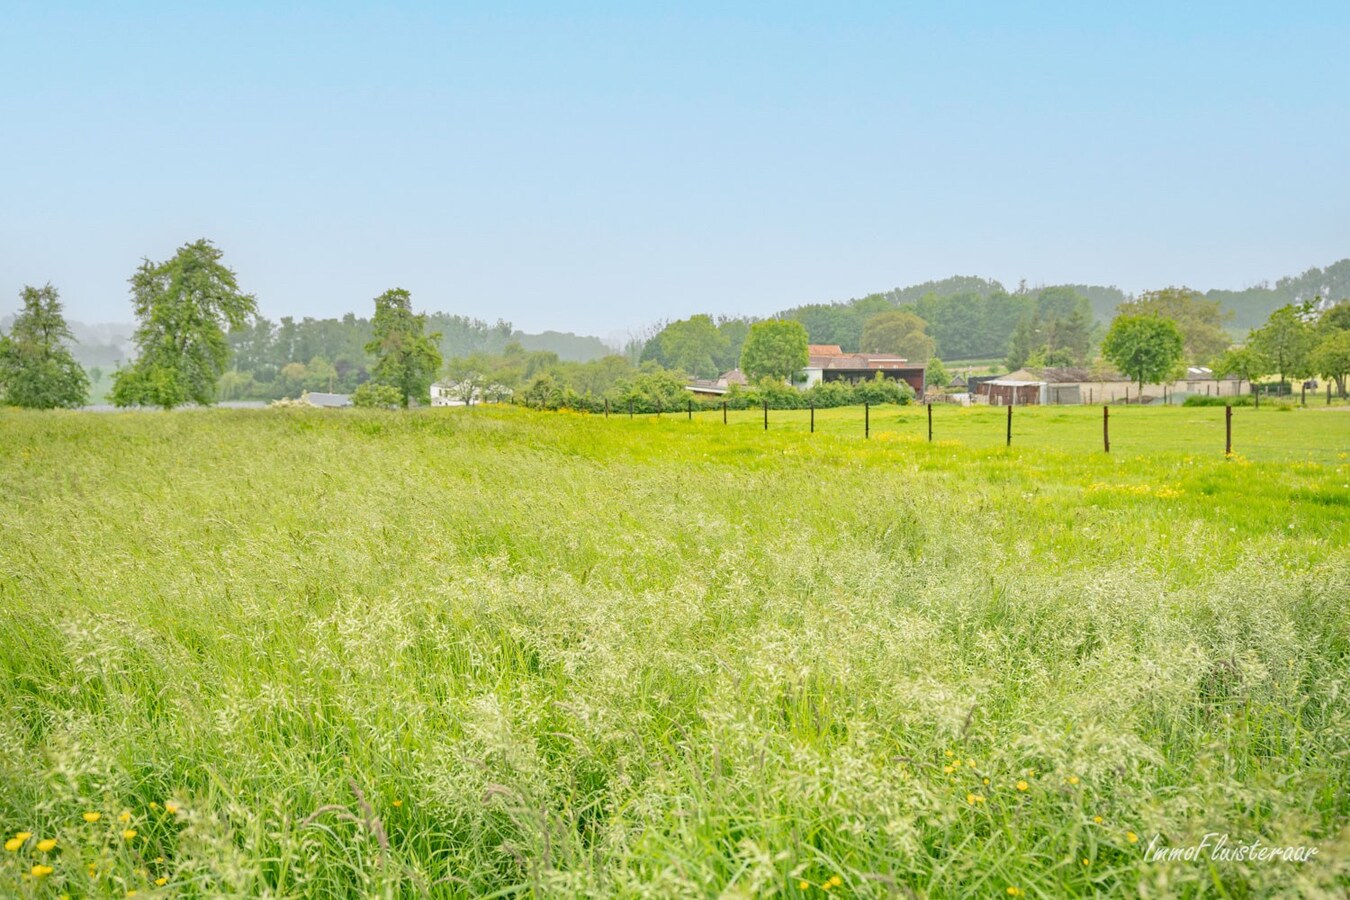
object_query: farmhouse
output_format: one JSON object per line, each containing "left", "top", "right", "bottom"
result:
{"left": 685, "top": 346, "right": 927, "bottom": 396}
{"left": 685, "top": 368, "right": 749, "bottom": 397}
{"left": 801, "top": 345, "right": 927, "bottom": 394}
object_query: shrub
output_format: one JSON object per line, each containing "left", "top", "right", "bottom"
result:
{"left": 352, "top": 382, "right": 403, "bottom": 409}
{"left": 1183, "top": 395, "right": 1255, "bottom": 407}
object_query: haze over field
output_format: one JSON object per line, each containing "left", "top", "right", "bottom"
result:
{"left": 3, "top": 2, "right": 1349, "bottom": 336}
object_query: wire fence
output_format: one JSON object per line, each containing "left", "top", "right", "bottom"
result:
{"left": 588, "top": 398, "right": 1348, "bottom": 465}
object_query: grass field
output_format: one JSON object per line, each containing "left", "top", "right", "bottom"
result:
{"left": 1, "top": 404, "right": 1348, "bottom": 897}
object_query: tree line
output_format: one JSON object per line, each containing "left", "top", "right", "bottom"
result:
{"left": 2, "top": 239, "right": 1348, "bottom": 410}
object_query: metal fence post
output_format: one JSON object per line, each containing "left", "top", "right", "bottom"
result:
{"left": 1226, "top": 404, "right": 1232, "bottom": 455}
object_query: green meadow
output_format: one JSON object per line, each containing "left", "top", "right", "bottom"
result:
{"left": 1, "top": 405, "right": 1347, "bottom": 897}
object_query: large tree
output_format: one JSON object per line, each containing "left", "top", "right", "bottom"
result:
{"left": 1100, "top": 315, "right": 1184, "bottom": 394}
{"left": 859, "top": 310, "right": 935, "bottom": 359}
{"left": 739, "top": 319, "right": 809, "bottom": 382}
{"left": 1247, "top": 303, "right": 1315, "bottom": 387}
{"left": 1118, "top": 287, "right": 1231, "bottom": 364}
{"left": 365, "top": 288, "right": 442, "bottom": 407}
{"left": 641, "top": 314, "right": 729, "bottom": 378}
{"left": 1310, "top": 331, "right": 1350, "bottom": 397}
{"left": 0, "top": 284, "right": 90, "bottom": 409}
{"left": 1212, "top": 346, "right": 1269, "bottom": 396}
{"left": 112, "top": 240, "right": 257, "bottom": 408}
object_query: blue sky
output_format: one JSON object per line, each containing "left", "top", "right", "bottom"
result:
{"left": 2, "top": 2, "right": 1348, "bottom": 339}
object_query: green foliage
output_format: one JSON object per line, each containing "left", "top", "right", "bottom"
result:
{"left": 1248, "top": 303, "right": 1316, "bottom": 386}
{"left": 1101, "top": 315, "right": 1185, "bottom": 390}
{"left": 0, "top": 284, "right": 89, "bottom": 409}
{"left": 365, "top": 288, "right": 443, "bottom": 407}
{"left": 1182, "top": 394, "right": 1255, "bottom": 407}
{"left": 351, "top": 382, "right": 403, "bottom": 409}
{"left": 925, "top": 357, "right": 950, "bottom": 388}
{"left": 848, "top": 371, "right": 915, "bottom": 405}
{"left": 1309, "top": 330, "right": 1350, "bottom": 396}
{"left": 739, "top": 320, "right": 808, "bottom": 382}
{"left": 1212, "top": 346, "right": 1269, "bottom": 390}
{"left": 859, "top": 310, "right": 935, "bottom": 359}
{"left": 1119, "top": 287, "right": 1231, "bottom": 364}
{"left": 112, "top": 239, "right": 257, "bottom": 409}
{"left": 783, "top": 303, "right": 866, "bottom": 351}
{"left": 641, "top": 314, "right": 730, "bottom": 378}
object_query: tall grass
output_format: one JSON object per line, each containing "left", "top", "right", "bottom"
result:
{"left": 1, "top": 406, "right": 1347, "bottom": 897}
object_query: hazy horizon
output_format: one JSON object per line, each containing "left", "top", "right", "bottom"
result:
{"left": 4, "top": 2, "right": 1348, "bottom": 338}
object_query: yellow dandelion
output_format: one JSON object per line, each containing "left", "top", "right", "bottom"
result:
{"left": 966, "top": 793, "right": 977, "bottom": 804}
{"left": 5, "top": 833, "right": 32, "bottom": 852}
{"left": 149, "top": 802, "right": 159, "bottom": 810}
{"left": 982, "top": 778, "right": 990, "bottom": 785}
{"left": 36, "top": 838, "right": 57, "bottom": 852}
{"left": 942, "top": 765, "right": 954, "bottom": 773}
{"left": 155, "top": 877, "right": 168, "bottom": 886}
{"left": 828, "top": 875, "right": 843, "bottom": 887}
{"left": 88, "top": 863, "right": 98, "bottom": 877}
{"left": 122, "top": 829, "right": 137, "bottom": 840}
{"left": 83, "top": 811, "right": 101, "bottom": 823}
{"left": 967, "top": 759, "right": 976, "bottom": 768}
{"left": 1093, "top": 815, "right": 1103, "bottom": 824}
{"left": 392, "top": 800, "right": 403, "bottom": 808}
{"left": 953, "top": 759, "right": 962, "bottom": 768}
{"left": 944, "top": 750, "right": 954, "bottom": 758}
{"left": 1081, "top": 858, "right": 1090, "bottom": 866}
{"left": 1028, "top": 768, "right": 1036, "bottom": 777}
{"left": 118, "top": 811, "right": 132, "bottom": 823}
{"left": 164, "top": 802, "right": 179, "bottom": 815}
{"left": 1016, "top": 780, "right": 1029, "bottom": 792}
{"left": 1068, "top": 776, "right": 1080, "bottom": 785}
{"left": 1126, "top": 831, "right": 1139, "bottom": 843}
{"left": 154, "top": 857, "right": 164, "bottom": 864}
{"left": 799, "top": 880, "right": 810, "bottom": 890}
{"left": 31, "top": 864, "right": 54, "bottom": 878}
{"left": 127, "top": 892, "right": 138, "bottom": 898}
{"left": 1007, "top": 888, "right": 1023, "bottom": 897}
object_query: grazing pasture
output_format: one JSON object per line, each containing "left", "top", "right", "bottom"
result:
{"left": 1, "top": 405, "right": 1347, "bottom": 897}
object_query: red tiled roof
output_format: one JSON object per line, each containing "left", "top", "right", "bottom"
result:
{"left": 809, "top": 352, "right": 921, "bottom": 370}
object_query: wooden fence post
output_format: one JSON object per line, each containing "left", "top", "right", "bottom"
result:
{"left": 864, "top": 401, "right": 870, "bottom": 439}
{"left": 810, "top": 401, "right": 815, "bottom": 433}
{"left": 604, "top": 397, "right": 609, "bottom": 418}
{"left": 1226, "top": 404, "right": 1232, "bottom": 456}
{"left": 927, "top": 401, "right": 933, "bottom": 442}
{"left": 1006, "top": 404, "right": 1012, "bottom": 447}
{"left": 763, "top": 400, "right": 768, "bottom": 431}
{"left": 1103, "top": 405, "right": 1109, "bottom": 453}
{"left": 1301, "top": 383, "right": 1306, "bottom": 407}
{"left": 687, "top": 398, "right": 692, "bottom": 420}
{"left": 723, "top": 400, "right": 728, "bottom": 424}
